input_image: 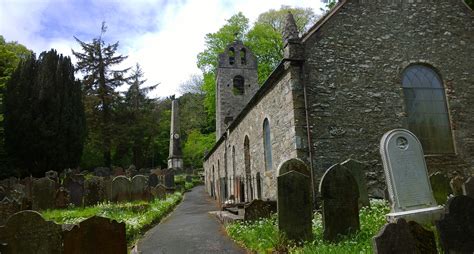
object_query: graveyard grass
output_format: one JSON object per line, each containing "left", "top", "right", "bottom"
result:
{"left": 227, "top": 199, "right": 390, "bottom": 253}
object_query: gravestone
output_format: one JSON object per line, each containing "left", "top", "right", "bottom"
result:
{"left": 373, "top": 218, "right": 436, "bottom": 254}
{"left": 319, "top": 163, "right": 360, "bottom": 241}
{"left": 112, "top": 176, "right": 131, "bottom": 202}
{"left": 436, "top": 195, "right": 474, "bottom": 253}
{"left": 0, "top": 186, "right": 5, "bottom": 201}
{"left": 94, "top": 167, "right": 111, "bottom": 177}
{"left": 277, "top": 158, "right": 312, "bottom": 242}
{"left": 84, "top": 176, "right": 106, "bottom": 206}
{"left": 55, "top": 187, "right": 70, "bottom": 209}
{"left": 164, "top": 169, "right": 176, "bottom": 189}
{"left": 0, "top": 211, "right": 63, "bottom": 253}
{"left": 45, "top": 170, "right": 59, "bottom": 182}
{"left": 65, "top": 177, "right": 84, "bottom": 207}
{"left": 462, "top": 177, "right": 474, "bottom": 198}
{"left": 244, "top": 199, "right": 276, "bottom": 221}
{"left": 185, "top": 175, "right": 192, "bottom": 182}
{"left": 380, "top": 129, "right": 443, "bottom": 223}
{"left": 0, "top": 198, "right": 21, "bottom": 225}
{"left": 151, "top": 184, "right": 167, "bottom": 200}
{"left": 131, "top": 175, "right": 148, "bottom": 201}
{"left": 104, "top": 178, "right": 113, "bottom": 201}
{"left": 340, "top": 159, "right": 370, "bottom": 208}
{"left": 113, "top": 167, "right": 125, "bottom": 176}
{"left": 429, "top": 172, "right": 452, "bottom": 205}
{"left": 148, "top": 174, "right": 159, "bottom": 187}
{"left": 450, "top": 175, "right": 465, "bottom": 196}
{"left": 32, "top": 177, "right": 56, "bottom": 210}
{"left": 63, "top": 216, "right": 127, "bottom": 254}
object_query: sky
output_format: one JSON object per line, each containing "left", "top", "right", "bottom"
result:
{"left": 0, "top": 0, "right": 324, "bottom": 98}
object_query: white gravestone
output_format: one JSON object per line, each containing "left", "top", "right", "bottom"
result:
{"left": 380, "top": 129, "right": 443, "bottom": 223}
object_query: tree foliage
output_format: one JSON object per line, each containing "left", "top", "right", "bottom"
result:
{"left": 4, "top": 50, "right": 85, "bottom": 177}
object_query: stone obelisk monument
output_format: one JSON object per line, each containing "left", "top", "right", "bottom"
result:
{"left": 168, "top": 96, "right": 183, "bottom": 170}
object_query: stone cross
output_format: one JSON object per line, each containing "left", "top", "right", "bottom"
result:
{"left": 319, "top": 163, "right": 359, "bottom": 242}
{"left": 380, "top": 129, "right": 443, "bottom": 223}
{"left": 277, "top": 158, "right": 313, "bottom": 242}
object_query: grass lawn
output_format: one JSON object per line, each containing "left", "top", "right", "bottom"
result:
{"left": 226, "top": 199, "right": 391, "bottom": 253}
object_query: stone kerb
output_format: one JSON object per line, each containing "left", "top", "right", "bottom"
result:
{"left": 277, "top": 158, "right": 313, "bottom": 242}
{"left": 380, "top": 129, "right": 443, "bottom": 223}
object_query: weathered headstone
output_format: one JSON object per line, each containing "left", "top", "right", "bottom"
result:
{"left": 131, "top": 175, "right": 148, "bottom": 201}
{"left": 63, "top": 216, "right": 127, "bottom": 254}
{"left": 340, "top": 159, "right": 370, "bottom": 208}
{"left": 319, "top": 163, "right": 360, "bottom": 241}
{"left": 65, "top": 177, "right": 84, "bottom": 207}
{"left": 45, "top": 170, "right": 59, "bottom": 182}
{"left": 112, "top": 176, "right": 131, "bottom": 202}
{"left": 84, "top": 176, "right": 105, "bottom": 206}
{"left": 277, "top": 158, "right": 313, "bottom": 242}
{"left": 94, "top": 167, "right": 111, "bottom": 177}
{"left": 0, "top": 198, "right": 21, "bottom": 225}
{"left": 436, "top": 195, "right": 474, "bottom": 253}
{"left": 450, "top": 175, "right": 465, "bottom": 196}
{"left": 462, "top": 177, "right": 474, "bottom": 198}
{"left": 244, "top": 199, "right": 276, "bottom": 221}
{"left": 0, "top": 211, "right": 63, "bottom": 253}
{"left": 164, "top": 169, "right": 176, "bottom": 189}
{"left": 55, "top": 187, "right": 70, "bottom": 209}
{"left": 380, "top": 129, "right": 443, "bottom": 223}
{"left": 151, "top": 184, "right": 167, "bottom": 200}
{"left": 113, "top": 167, "right": 125, "bottom": 176}
{"left": 429, "top": 172, "right": 452, "bottom": 205}
{"left": 148, "top": 174, "right": 159, "bottom": 188}
{"left": 32, "top": 177, "right": 56, "bottom": 210}
{"left": 104, "top": 178, "right": 113, "bottom": 202}
{"left": 373, "top": 218, "right": 436, "bottom": 254}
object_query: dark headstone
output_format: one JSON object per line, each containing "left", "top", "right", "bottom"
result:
{"left": 94, "top": 167, "right": 111, "bottom": 177}
{"left": 373, "top": 218, "right": 417, "bottom": 254}
{"left": 277, "top": 158, "right": 312, "bottom": 242}
{"left": 112, "top": 176, "right": 131, "bottom": 202}
{"left": 151, "top": 184, "right": 167, "bottom": 200}
{"left": 32, "top": 177, "right": 56, "bottom": 210}
{"left": 436, "top": 195, "right": 474, "bottom": 253}
{"left": 0, "top": 198, "right": 21, "bottom": 225}
{"left": 65, "top": 177, "right": 84, "bottom": 207}
{"left": 164, "top": 169, "right": 175, "bottom": 189}
{"left": 185, "top": 175, "right": 192, "bottom": 182}
{"left": 407, "top": 220, "right": 437, "bottom": 254}
{"left": 319, "top": 163, "right": 360, "bottom": 242}
{"left": 104, "top": 178, "right": 113, "bottom": 201}
{"left": 55, "top": 187, "right": 70, "bottom": 209}
{"left": 450, "top": 175, "right": 465, "bottom": 196}
{"left": 45, "top": 170, "right": 59, "bottom": 182}
{"left": 0, "top": 211, "right": 63, "bottom": 253}
{"left": 113, "top": 167, "right": 125, "bottom": 176}
{"left": 462, "top": 177, "right": 474, "bottom": 199}
{"left": 244, "top": 199, "right": 276, "bottom": 221}
{"left": 63, "top": 216, "right": 127, "bottom": 254}
{"left": 340, "top": 159, "right": 370, "bottom": 208}
{"left": 131, "top": 175, "right": 148, "bottom": 201}
{"left": 148, "top": 174, "right": 159, "bottom": 187}
{"left": 429, "top": 172, "right": 452, "bottom": 205}
{"left": 84, "top": 176, "right": 106, "bottom": 206}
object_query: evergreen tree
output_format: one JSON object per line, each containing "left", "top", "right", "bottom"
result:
{"left": 73, "top": 22, "right": 129, "bottom": 167}
{"left": 4, "top": 50, "right": 85, "bottom": 177}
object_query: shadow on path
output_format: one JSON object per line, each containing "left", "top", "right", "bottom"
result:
{"left": 137, "top": 185, "right": 246, "bottom": 254}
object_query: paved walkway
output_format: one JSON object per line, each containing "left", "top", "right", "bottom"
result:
{"left": 137, "top": 185, "right": 246, "bottom": 254}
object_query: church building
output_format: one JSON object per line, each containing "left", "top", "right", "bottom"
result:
{"left": 204, "top": 0, "right": 474, "bottom": 203}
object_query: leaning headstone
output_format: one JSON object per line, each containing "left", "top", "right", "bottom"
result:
{"left": 131, "top": 175, "right": 148, "bottom": 201}
{"left": 148, "top": 174, "right": 159, "bottom": 188}
{"left": 0, "top": 210, "right": 63, "bottom": 253}
{"left": 319, "top": 163, "right": 360, "bottom": 242}
{"left": 112, "top": 176, "right": 131, "bottom": 202}
{"left": 63, "top": 216, "right": 127, "bottom": 254}
{"left": 55, "top": 187, "right": 70, "bottom": 209}
{"left": 380, "top": 129, "right": 443, "bottom": 223}
{"left": 244, "top": 199, "right": 276, "bottom": 221}
{"left": 429, "top": 172, "right": 452, "bottom": 205}
{"left": 277, "top": 158, "right": 313, "bottom": 242}
{"left": 0, "top": 198, "right": 21, "bottom": 225}
{"left": 65, "top": 177, "right": 84, "bottom": 207}
{"left": 32, "top": 177, "right": 56, "bottom": 210}
{"left": 340, "top": 159, "right": 370, "bottom": 208}
{"left": 462, "top": 177, "right": 474, "bottom": 198}
{"left": 164, "top": 169, "right": 176, "bottom": 189}
{"left": 84, "top": 176, "right": 105, "bottom": 206}
{"left": 373, "top": 218, "right": 424, "bottom": 254}
{"left": 450, "top": 175, "right": 465, "bottom": 196}
{"left": 436, "top": 195, "right": 474, "bottom": 253}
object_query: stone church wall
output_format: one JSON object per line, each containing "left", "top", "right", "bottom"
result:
{"left": 303, "top": 0, "right": 474, "bottom": 196}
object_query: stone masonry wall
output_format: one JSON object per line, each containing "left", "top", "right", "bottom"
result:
{"left": 303, "top": 0, "right": 474, "bottom": 197}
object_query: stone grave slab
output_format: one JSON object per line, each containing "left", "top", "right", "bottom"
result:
{"left": 380, "top": 129, "right": 443, "bottom": 223}
{"left": 436, "top": 195, "right": 474, "bottom": 253}
{"left": 55, "top": 187, "right": 70, "bottom": 209}
{"left": 164, "top": 169, "right": 176, "bottom": 189}
{"left": 94, "top": 167, "right": 111, "bottom": 177}
{"left": 340, "top": 159, "right": 370, "bottom": 208}
{"left": 429, "top": 172, "right": 452, "bottom": 205}
{"left": 244, "top": 200, "right": 276, "bottom": 221}
{"left": 63, "top": 216, "right": 127, "bottom": 254}
{"left": 151, "top": 184, "right": 167, "bottom": 200}
{"left": 112, "top": 176, "right": 131, "bottom": 202}
{"left": 45, "top": 170, "right": 59, "bottom": 182}
{"left": 0, "top": 198, "right": 21, "bottom": 226}
{"left": 84, "top": 176, "right": 105, "bottom": 206}
{"left": 277, "top": 158, "right": 312, "bottom": 242}
{"left": 131, "top": 175, "right": 149, "bottom": 201}
{"left": 407, "top": 220, "right": 437, "bottom": 254}
{"left": 0, "top": 210, "right": 63, "bottom": 253}
{"left": 462, "top": 177, "right": 474, "bottom": 198}
{"left": 319, "top": 163, "right": 360, "bottom": 242}
{"left": 65, "top": 177, "right": 84, "bottom": 207}
{"left": 32, "top": 177, "right": 56, "bottom": 210}
{"left": 148, "top": 174, "right": 159, "bottom": 188}
{"left": 373, "top": 218, "right": 419, "bottom": 254}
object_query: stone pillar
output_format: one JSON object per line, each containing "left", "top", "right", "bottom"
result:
{"left": 168, "top": 98, "right": 183, "bottom": 170}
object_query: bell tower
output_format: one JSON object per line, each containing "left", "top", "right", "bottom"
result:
{"left": 215, "top": 40, "right": 258, "bottom": 139}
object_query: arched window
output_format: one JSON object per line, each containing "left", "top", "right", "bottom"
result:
{"left": 229, "top": 47, "right": 235, "bottom": 65}
{"left": 233, "top": 75, "right": 245, "bottom": 95}
{"left": 240, "top": 48, "right": 247, "bottom": 65}
{"left": 402, "top": 64, "right": 454, "bottom": 154}
{"left": 263, "top": 118, "right": 273, "bottom": 170}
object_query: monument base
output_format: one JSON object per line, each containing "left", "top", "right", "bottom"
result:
{"left": 386, "top": 206, "right": 444, "bottom": 224}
